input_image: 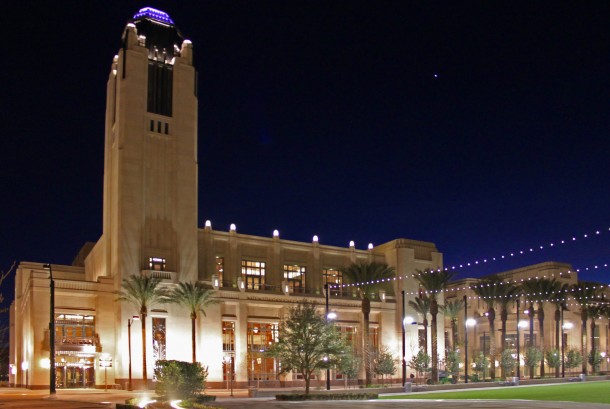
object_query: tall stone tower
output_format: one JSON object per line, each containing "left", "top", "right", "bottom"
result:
{"left": 86, "top": 7, "right": 198, "bottom": 286}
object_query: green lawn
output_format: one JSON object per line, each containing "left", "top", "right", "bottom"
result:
{"left": 381, "top": 381, "right": 610, "bottom": 404}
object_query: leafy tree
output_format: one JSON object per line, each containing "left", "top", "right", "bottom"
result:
{"left": 266, "top": 301, "right": 345, "bottom": 394}
{"left": 545, "top": 349, "right": 561, "bottom": 373}
{"left": 336, "top": 345, "right": 359, "bottom": 389}
{"left": 117, "top": 274, "right": 171, "bottom": 383}
{"left": 442, "top": 299, "right": 463, "bottom": 351}
{"left": 373, "top": 346, "right": 397, "bottom": 385}
{"left": 523, "top": 347, "right": 543, "bottom": 379}
{"left": 588, "top": 350, "right": 603, "bottom": 374}
{"left": 154, "top": 360, "right": 207, "bottom": 399}
{"left": 473, "top": 352, "right": 489, "bottom": 380}
{"left": 170, "top": 281, "right": 217, "bottom": 362}
{"left": 444, "top": 350, "right": 460, "bottom": 383}
{"left": 565, "top": 348, "right": 583, "bottom": 374}
{"left": 408, "top": 295, "right": 431, "bottom": 354}
{"left": 408, "top": 348, "right": 430, "bottom": 378}
{"left": 341, "top": 261, "right": 394, "bottom": 386}
{"left": 500, "top": 349, "right": 516, "bottom": 377}
{"left": 414, "top": 269, "right": 455, "bottom": 383}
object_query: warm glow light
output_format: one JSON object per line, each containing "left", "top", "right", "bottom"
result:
{"left": 10, "top": 364, "right": 16, "bottom": 375}
{"left": 518, "top": 320, "right": 528, "bottom": 329}
{"left": 273, "top": 229, "right": 279, "bottom": 237}
{"left": 229, "top": 223, "right": 236, "bottom": 231}
{"left": 465, "top": 318, "right": 477, "bottom": 327}
{"left": 21, "top": 361, "right": 28, "bottom": 371}
{"left": 40, "top": 358, "right": 50, "bottom": 369}
{"left": 404, "top": 316, "right": 415, "bottom": 325}
{"left": 563, "top": 322, "right": 574, "bottom": 330}
{"left": 205, "top": 220, "right": 212, "bottom": 228}
{"left": 312, "top": 235, "right": 319, "bottom": 242}
{"left": 138, "top": 399, "right": 156, "bottom": 408}
{"left": 368, "top": 243, "right": 373, "bottom": 250}
{"left": 327, "top": 312, "right": 337, "bottom": 320}
{"left": 170, "top": 400, "right": 182, "bottom": 409}
{"left": 349, "top": 240, "right": 355, "bottom": 247}
{"left": 601, "top": 352, "right": 607, "bottom": 358}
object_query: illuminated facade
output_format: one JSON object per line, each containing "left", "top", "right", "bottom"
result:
{"left": 9, "top": 8, "right": 444, "bottom": 389}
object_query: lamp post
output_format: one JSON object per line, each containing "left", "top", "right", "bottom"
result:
{"left": 43, "top": 264, "right": 56, "bottom": 395}
{"left": 401, "top": 290, "right": 406, "bottom": 386}
{"left": 223, "top": 355, "right": 234, "bottom": 397}
{"left": 324, "top": 283, "right": 331, "bottom": 390}
{"left": 516, "top": 299, "right": 520, "bottom": 379}
{"left": 127, "top": 315, "right": 140, "bottom": 391}
{"left": 561, "top": 303, "right": 565, "bottom": 378}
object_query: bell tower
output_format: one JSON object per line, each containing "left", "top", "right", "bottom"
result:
{"left": 87, "top": 7, "right": 198, "bottom": 285}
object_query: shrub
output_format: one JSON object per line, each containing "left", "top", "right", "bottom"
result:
{"left": 154, "top": 360, "right": 208, "bottom": 400}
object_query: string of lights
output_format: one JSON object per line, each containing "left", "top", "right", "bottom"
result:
{"left": 442, "top": 227, "right": 609, "bottom": 271}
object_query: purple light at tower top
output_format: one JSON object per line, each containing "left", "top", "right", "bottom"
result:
{"left": 133, "top": 7, "right": 174, "bottom": 25}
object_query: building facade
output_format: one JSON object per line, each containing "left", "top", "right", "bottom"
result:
{"left": 9, "top": 8, "right": 443, "bottom": 390}
{"left": 10, "top": 8, "right": 607, "bottom": 390}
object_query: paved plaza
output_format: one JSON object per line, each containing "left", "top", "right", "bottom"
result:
{"left": 0, "top": 386, "right": 609, "bottom": 409}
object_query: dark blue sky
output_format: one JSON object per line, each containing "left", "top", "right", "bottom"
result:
{"left": 1, "top": 1, "right": 609, "bottom": 313}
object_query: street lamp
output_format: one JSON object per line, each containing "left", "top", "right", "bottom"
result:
{"left": 127, "top": 315, "right": 140, "bottom": 391}
{"left": 401, "top": 290, "right": 406, "bottom": 386}
{"left": 42, "top": 263, "right": 56, "bottom": 395}
{"left": 465, "top": 318, "right": 476, "bottom": 383}
{"left": 223, "top": 355, "right": 234, "bottom": 397}
{"left": 562, "top": 321, "right": 574, "bottom": 378}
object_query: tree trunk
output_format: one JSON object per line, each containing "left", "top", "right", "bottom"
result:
{"left": 304, "top": 372, "right": 310, "bottom": 395}
{"left": 538, "top": 305, "right": 545, "bottom": 378}
{"left": 422, "top": 317, "right": 429, "bottom": 356}
{"left": 488, "top": 307, "right": 496, "bottom": 380}
{"left": 451, "top": 318, "right": 458, "bottom": 351}
{"left": 191, "top": 312, "right": 197, "bottom": 363}
{"left": 555, "top": 306, "right": 560, "bottom": 378}
{"left": 430, "top": 299, "right": 438, "bottom": 384}
{"left": 500, "top": 307, "right": 508, "bottom": 379}
{"left": 529, "top": 302, "right": 534, "bottom": 379}
{"left": 581, "top": 308, "right": 588, "bottom": 375}
{"left": 590, "top": 318, "right": 596, "bottom": 373}
{"left": 141, "top": 310, "right": 148, "bottom": 385}
{"left": 362, "top": 297, "right": 372, "bottom": 386}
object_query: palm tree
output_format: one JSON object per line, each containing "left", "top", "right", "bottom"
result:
{"left": 171, "top": 281, "right": 217, "bottom": 363}
{"left": 442, "top": 298, "right": 463, "bottom": 351}
{"left": 472, "top": 275, "right": 502, "bottom": 380}
{"left": 341, "top": 261, "right": 395, "bottom": 386}
{"left": 414, "top": 268, "right": 455, "bottom": 384}
{"left": 117, "top": 274, "right": 170, "bottom": 385}
{"left": 520, "top": 278, "right": 560, "bottom": 378}
{"left": 550, "top": 282, "right": 569, "bottom": 377}
{"left": 586, "top": 304, "right": 604, "bottom": 373}
{"left": 570, "top": 281, "right": 603, "bottom": 375}
{"left": 409, "top": 294, "right": 431, "bottom": 354}
{"left": 489, "top": 276, "right": 519, "bottom": 379}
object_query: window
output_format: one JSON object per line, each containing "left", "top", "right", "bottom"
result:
{"left": 216, "top": 256, "right": 225, "bottom": 287}
{"left": 150, "top": 119, "right": 154, "bottom": 131}
{"left": 479, "top": 334, "right": 490, "bottom": 355}
{"left": 152, "top": 317, "right": 166, "bottom": 362}
{"left": 504, "top": 333, "right": 518, "bottom": 350}
{"left": 241, "top": 260, "right": 265, "bottom": 290}
{"left": 222, "top": 321, "right": 235, "bottom": 352}
{"left": 149, "top": 257, "right": 166, "bottom": 271}
{"left": 524, "top": 333, "right": 537, "bottom": 348}
{"left": 164, "top": 122, "right": 169, "bottom": 135}
{"left": 323, "top": 268, "right": 343, "bottom": 296}
{"left": 338, "top": 325, "right": 357, "bottom": 349}
{"left": 247, "top": 323, "right": 278, "bottom": 381}
{"left": 147, "top": 61, "right": 173, "bottom": 116}
{"left": 284, "top": 264, "right": 305, "bottom": 293}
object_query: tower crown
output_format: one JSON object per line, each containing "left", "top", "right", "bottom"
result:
{"left": 130, "top": 7, "right": 184, "bottom": 62}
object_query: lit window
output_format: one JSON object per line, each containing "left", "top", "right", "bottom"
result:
{"left": 283, "top": 265, "right": 306, "bottom": 293}
{"left": 241, "top": 260, "right": 265, "bottom": 290}
{"left": 216, "top": 256, "right": 224, "bottom": 286}
{"left": 323, "top": 268, "right": 343, "bottom": 296}
{"left": 149, "top": 257, "right": 166, "bottom": 271}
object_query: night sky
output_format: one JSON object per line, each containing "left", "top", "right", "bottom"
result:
{"left": 1, "top": 1, "right": 609, "bottom": 314}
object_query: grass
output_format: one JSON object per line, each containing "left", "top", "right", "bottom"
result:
{"left": 381, "top": 381, "right": 610, "bottom": 404}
